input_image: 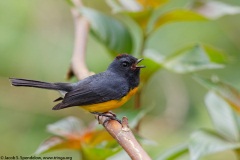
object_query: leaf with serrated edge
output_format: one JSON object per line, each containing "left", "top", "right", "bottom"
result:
{"left": 189, "top": 129, "right": 240, "bottom": 160}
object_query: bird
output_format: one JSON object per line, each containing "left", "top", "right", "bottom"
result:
{"left": 10, "top": 54, "right": 145, "bottom": 121}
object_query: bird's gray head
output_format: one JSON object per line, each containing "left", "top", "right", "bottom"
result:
{"left": 107, "top": 54, "right": 145, "bottom": 87}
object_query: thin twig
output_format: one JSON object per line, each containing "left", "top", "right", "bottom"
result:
{"left": 97, "top": 115, "right": 152, "bottom": 160}
{"left": 69, "top": 0, "right": 151, "bottom": 159}
{"left": 134, "top": 35, "right": 146, "bottom": 109}
{"left": 67, "top": 0, "right": 92, "bottom": 80}
{"left": 134, "top": 91, "right": 141, "bottom": 109}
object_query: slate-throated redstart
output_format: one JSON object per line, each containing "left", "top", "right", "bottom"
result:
{"left": 10, "top": 54, "right": 145, "bottom": 119}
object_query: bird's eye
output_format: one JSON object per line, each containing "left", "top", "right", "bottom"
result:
{"left": 122, "top": 61, "right": 129, "bottom": 67}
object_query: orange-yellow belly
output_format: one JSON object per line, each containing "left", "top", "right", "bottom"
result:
{"left": 80, "top": 87, "right": 138, "bottom": 112}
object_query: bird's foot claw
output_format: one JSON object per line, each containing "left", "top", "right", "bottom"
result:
{"left": 91, "top": 111, "right": 121, "bottom": 125}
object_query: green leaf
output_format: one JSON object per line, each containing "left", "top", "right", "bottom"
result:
{"left": 80, "top": 7, "right": 133, "bottom": 55}
{"left": 106, "top": 0, "right": 169, "bottom": 33}
{"left": 189, "top": 129, "right": 240, "bottom": 160}
{"left": 156, "top": 143, "right": 188, "bottom": 160}
{"left": 151, "top": 9, "right": 207, "bottom": 33}
{"left": 203, "top": 45, "right": 228, "bottom": 63}
{"left": 118, "top": 104, "right": 154, "bottom": 128}
{"left": 126, "top": 9, "right": 153, "bottom": 31}
{"left": 82, "top": 141, "right": 121, "bottom": 160}
{"left": 205, "top": 91, "right": 239, "bottom": 142}
{"left": 81, "top": 130, "right": 120, "bottom": 159}
{"left": 36, "top": 117, "right": 119, "bottom": 155}
{"left": 107, "top": 150, "right": 130, "bottom": 160}
{"left": 85, "top": 130, "right": 115, "bottom": 147}
{"left": 163, "top": 44, "right": 225, "bottom": 73}
{"left": 129, "top": 105, "right": 153, "bottom": 129}
{"left": 194, "top": 75, "right": 240, "bottom": 113}
{"left": 190, "top": 1, "right": 240, "bottom": 19}
{"left": 116, "top": 14, "right": 144, "bottom": 56}
{"left": 117, "top": 105, "right": 157, "bottom": 147}
{"left": 141, "top": 49, "right": 162, "bottom": 82}
{"left": 144, "top": 48, "right": 166, "bottom": 63}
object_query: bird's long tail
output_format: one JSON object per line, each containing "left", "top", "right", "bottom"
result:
{"left": 9, "top": 78, "right": 72, "bottom": 91}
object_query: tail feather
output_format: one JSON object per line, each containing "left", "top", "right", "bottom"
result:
{"left": 53, "top": 97, "right": 63, "bottom": 102}
{"left": 52, "top": 102, "right": 70, "bottom": 110}
{"left": 9, "top": 78, "right": 72, "bottom": 91}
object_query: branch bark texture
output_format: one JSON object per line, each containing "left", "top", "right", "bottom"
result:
{"left": 68, "top": 0, "right": 92, "bottom": 80}
{"left": 98, "top": 115, "right": 152, "bottom": 160}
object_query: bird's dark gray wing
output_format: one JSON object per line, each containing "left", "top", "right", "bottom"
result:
{"left": 52, "top": 72, "right": 129, "bottom": 110}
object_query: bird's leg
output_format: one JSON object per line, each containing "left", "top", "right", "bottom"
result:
{"left": 104, "top": 111, "right": 116, "bottom": 117}
{"left": 91, "top": 111, "right": 121, "bottom": 125}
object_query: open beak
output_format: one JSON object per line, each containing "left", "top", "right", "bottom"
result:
{"left": 136, "top": 58, "right": 145, "bottom": 69}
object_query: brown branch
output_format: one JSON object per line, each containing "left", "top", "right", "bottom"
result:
{"left": 68, "top": 0, "right": 151, "bottom": 159}
{"left": 67, "top": 0, "right": 93, "bottom": 80}
{"left": 97, "top": 115, "right": 152, "bottom": 160}
{"left": 134, "top": 91, "right": 141, "bottom": 109}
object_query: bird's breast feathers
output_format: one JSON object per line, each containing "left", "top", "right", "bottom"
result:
{"left": 81, "top": 87, "right": 138, "bottom": 112}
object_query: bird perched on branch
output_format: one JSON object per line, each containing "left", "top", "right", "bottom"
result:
{"left": 10, "top": 54, "right": 145, "bottom": 121}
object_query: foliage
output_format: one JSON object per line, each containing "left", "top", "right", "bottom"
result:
{"left": 35, "top": 117, "right": 121, "bottom": 159}
{"left": 28, "top": 0, "right": 240, "bottom": 159}
{"left": 189, "top": 77, "right": 240, "bottom": 160}
{"left": 157, "top": 77, "right": 240, "bottom": 160}
{"left": 35, "top": 108, "right": 152, "bottom": 159}
{"left": 79, "top": 7, "right": 133, "bottom": 55}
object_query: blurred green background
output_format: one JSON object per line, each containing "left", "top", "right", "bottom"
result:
{"left": 1, "top": 0, "right": 240, "bottom": 159}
